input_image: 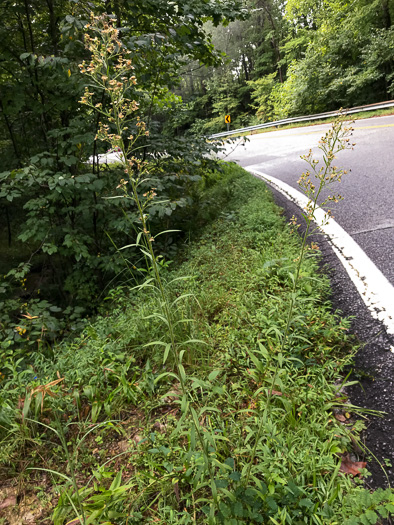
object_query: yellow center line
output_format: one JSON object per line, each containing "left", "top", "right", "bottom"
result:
{"left": 354, "top": 123, "right": 394, "bottom": 130}
{"left": 250, "top": 122, "right": 394, "bottom": 139}
{"left": 294, "top": 122, "right": 394, "bottom": 136}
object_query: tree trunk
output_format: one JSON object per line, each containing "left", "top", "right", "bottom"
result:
{"left": 45, "top": 0, "right": 59, "bottom": 54}
{"left": 0, "top": 99, "right": 21, "bottom": 165}
{"left": 241, "top": 53, "right": 250, "bottom": 81}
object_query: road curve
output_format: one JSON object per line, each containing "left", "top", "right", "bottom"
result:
{"left": 223, "top": 114, "right": 394, "bottom": 287}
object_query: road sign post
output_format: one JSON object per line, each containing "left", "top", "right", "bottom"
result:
{"left": 225, "top": 114, "right": 231, "bottom": 132}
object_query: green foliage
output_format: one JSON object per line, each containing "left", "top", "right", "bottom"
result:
{"left": 0, "top": 0, "right": 240, "bottom": 350}
{"left": 180, "top": 0, "right": 394, "bottom": 130}
{"left": 248, "top": 73, "right": 278, "bottom": 122}
{"left": 2, "top": 160, "right": 391, "bottom": 523}
{"left": 342, "top": 488, "right": 394, "bottom": 524}
{"left": 1, "top": 3, "right": 393, "bottom": 519}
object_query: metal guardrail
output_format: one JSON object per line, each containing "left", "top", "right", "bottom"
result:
{"left": 209, "top": 100, "right": 394, "bottom": 139}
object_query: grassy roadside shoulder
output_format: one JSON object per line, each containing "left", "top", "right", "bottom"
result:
{"left": 1, "top": 163, "right": 394, "bottom": 524}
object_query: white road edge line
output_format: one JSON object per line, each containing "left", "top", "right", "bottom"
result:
{"left": 247, "top": 168, "right": 394, "bottom": 350}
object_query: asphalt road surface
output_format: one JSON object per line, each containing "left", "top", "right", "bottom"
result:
{"left": 222, "top": 114, "right": 394, "bottom": 488}
{"left": 224, "top": 114, "right": 394, "bottom": 286}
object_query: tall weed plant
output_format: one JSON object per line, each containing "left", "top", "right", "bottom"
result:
{"left": 79, "top": 14, "right": 220, "bottom": 522}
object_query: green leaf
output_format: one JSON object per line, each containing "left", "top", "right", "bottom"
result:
{"left": 179, "top": 338, "right": 207, "bottom": 346}
{"left": 299, "top": 498, "right": 314, "bottom": 508}
{"left": 344, "top": 518, "right": 359, "bottom": 525}
{"left": 364, "top": 510, "right": 378, "bottom": 524}
{"left": 208, "top": 370, "right": 221, "bottom": 382}
{"left": 224, "top": 457, "right": 235, "bottom": 469}
{"left": 214, "top": 478, "right": 228, "bottom": 488}
{"left": 179, "top": 364, "right": 186, "bottom": 384}
{"left": 219, "top": 502, "right": 231, "bottom": 518}
{"left": 154, "top": 229, "right": 180, "bottom": 238}
{"left": 233, "top": 500, "right": 243, "bottom": 517}
{"left": 140, "top": 249, "right": 153, "bottom": 260}
{"left": 266, "top": 496, "right": 278, "bottom": 512}
{"left": 378, "top": 505, "right": 389, "bottom": 518}
{"left": 245, "top": 347, "right": 265, "bottom": 373}
{"left": 109, "top": 471, "right": 122, "bottom": 491}
{"left": 144, "top": 340, "right": 167, "bottom": 348}
{"left": 229, "top": 471, "right": 241, "bottom": 481}
{"left": 181, "top": 394, "right": 189, "bottom": 413}
{"left": 212, "top": 385, "right": 224, "bottom": 394}
{"left": 154, "top": 371, "right": 179, "bottom": 384}
{"left": 164, "top": 462, "right": 173, "bottom": 473}
{"left": 163, "top": 343, "right": 171, "bottom": 364}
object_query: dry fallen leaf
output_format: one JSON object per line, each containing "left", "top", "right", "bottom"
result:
{"left": 335, "top": 413, "right": 347, "bottom": 422}
{"left": 21, "top": 312, "right": 39, "bottom": 320}
{"left": 117, "top": 440, "right": 130, "bottom": 453}
{"left": 30, "top": 377, "right": 65, "bottom": 413}
{"left": 133, "top": 434, "right": 143, "bottom": 445}
{"left": 339, "top": 454, "right": 366, "bottom": 477}
{"left": 153, "top": 421, "right": 166, "bottom": 433}
{"left": 0, "top": 495, "right": 17, "bottom": 510}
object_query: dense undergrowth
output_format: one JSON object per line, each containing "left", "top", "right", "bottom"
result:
{"left": 1, "top": 163, "right": 393, "bottom": 524}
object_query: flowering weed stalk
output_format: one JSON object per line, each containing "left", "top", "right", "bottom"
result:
{"left": 283, "top": 117, "right": 355, "bottom": 350}
{"left": 79, "top": 15, "right": 183, "bottom": 378}
{"left": 79, "top": 14, "right": 219, "bottom": 518}
{"left": 244, "top": 116, "right": 355, "bottom": 486}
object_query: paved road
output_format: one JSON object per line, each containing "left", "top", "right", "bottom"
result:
{"left": 223, "top": 114, "right": 394, "bottom": 487}
{"left": 223, "top": 114, "right": 394, "bottom": 285}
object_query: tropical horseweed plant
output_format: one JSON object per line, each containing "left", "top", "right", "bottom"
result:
{"left": 79, "top": 14, "right": 181, "bottom": 374}
{"left": 298, "top": 118, "right": 355, "bottom": 224}
{"left": 79, "top": 14, "right": 220, "bottom": 519}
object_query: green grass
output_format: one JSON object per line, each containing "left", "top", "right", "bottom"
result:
{"left": 1, "top": 163, "right": 393, "bottom": 524}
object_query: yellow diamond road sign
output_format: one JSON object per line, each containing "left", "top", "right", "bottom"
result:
{"left": 225, "top": 114, "right": 231, "bottom": 124}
